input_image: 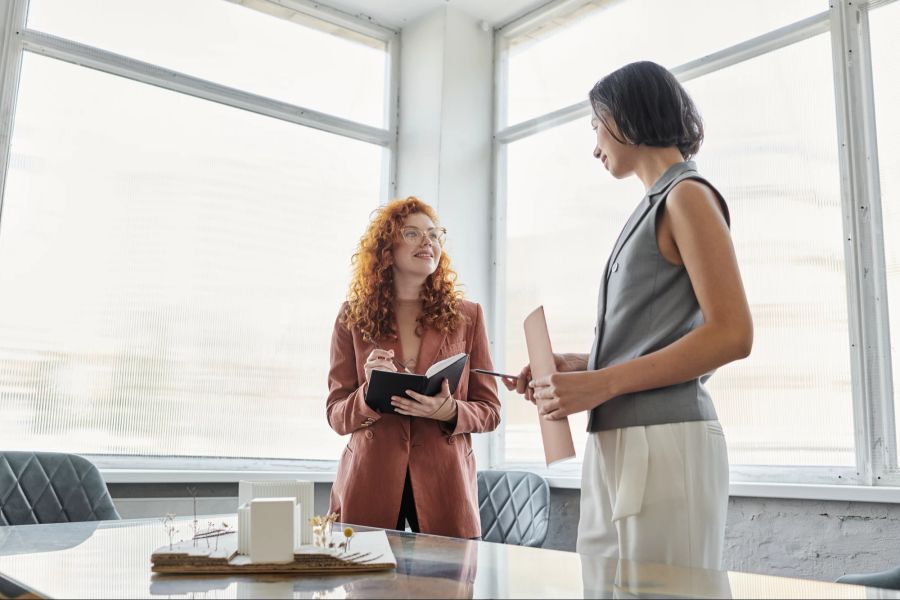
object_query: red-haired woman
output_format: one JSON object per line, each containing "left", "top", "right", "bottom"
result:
{"left": 326, "top": 197, "right": 500, "bottom": 539}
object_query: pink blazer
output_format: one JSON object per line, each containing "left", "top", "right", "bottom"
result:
{"left": 326, "top": 299, "right": 501, "bottom": 538}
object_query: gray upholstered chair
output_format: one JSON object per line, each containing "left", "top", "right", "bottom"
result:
{"left": 477, "top": 470, "right": 550, "bottom": 547}
{"left": 0, "top": 451, "right": 120, "bottom": 525}
{"left": 837, "top": 566, "right": 900, "bottom": 590}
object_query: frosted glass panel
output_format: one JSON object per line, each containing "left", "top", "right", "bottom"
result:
{"left": 27, "top": 0, "right": 388, "bottom": 127}
{"left": 685, "top": 34, "right": 852, "bottom": 466}
{"left": 0, "top": 53, "right": 381, "bottom": 459}
{"left": 870, "top": 2, "right": 900, "bottom": 454}
{"left": 505, "top": 0, "right": 826, "bottom": 126}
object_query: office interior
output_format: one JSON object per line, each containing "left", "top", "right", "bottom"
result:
{"left": 0, "top": 0, "right": 899, "bottom": 596}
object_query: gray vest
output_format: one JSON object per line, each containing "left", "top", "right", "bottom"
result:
{"left": 586, "top": 161, "right": 729, "bottom": 432}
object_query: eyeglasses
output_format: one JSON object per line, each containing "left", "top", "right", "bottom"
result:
{"left": 399, "top": 226, "right": 447, "bottom": 247}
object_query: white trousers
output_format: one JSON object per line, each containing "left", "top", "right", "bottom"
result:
{"left": 576, "top": 420, "right": 729, "bottom": 570}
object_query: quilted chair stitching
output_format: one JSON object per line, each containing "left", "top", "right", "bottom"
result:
{"left": 489, "top": 474, "right": 515, "bottom": 541}
{"left": 57, "top": 455, "right": 86, "bottom": 521}
{"left": 504, "top": 474, "right": 531, "bottom": 543}
{"left": 1, "top": 452, "right": 119, "bottom": 525}
{"left": 478, "top": 471, "right": 549, "bottom": 546}
{"left": 484, "top": 473, "right": 512, "bottom": 542}
{"left": 53, "top": 455, "right": 109, "bottom": 521}
{"left": 479, "top": 474, "right": 502, "bottom": 541}
{"left": 492, "top": 477, "right": 510, "bottom": 541}
{"left": 479, "top": 474, "right": 499, "bottom": 538}
{"left": 20, "top": 454, "right": 52, "bottom": 524}
{"left": 61, "top": 456, "right": 92, "bottom": 520}
{"left": 521, "top": 477, "right": 543, "bottom": 544}
{"left": 73, "top": 454, "right": 119, "bottom": 520}
{"left": 72, "top": 456, "right": 110, "bottom": 519}
{"left": 478, "top": 482, "right": 496, "bottom": 540}
{"left": 37, "top": 454, "right": 73, "bottom": 522}
{"left": 0, "top": 457, "right": 18, "bottom": 505}
{"left": 0, "top": 456, "right": 25, "bottom": 525}
{"left": 501, "top": 474, "right": 521, "bottom": 542}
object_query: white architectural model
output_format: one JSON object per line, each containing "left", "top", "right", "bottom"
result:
{"left": 238, "top": 497, "right": 295, "bottom": 563}
{"left": 236, "top": 480, "right": 316, "bottom": 561}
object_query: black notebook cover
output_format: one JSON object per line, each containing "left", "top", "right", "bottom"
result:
{"left": 365, "top": 352, "right": 468, "bottom": 415}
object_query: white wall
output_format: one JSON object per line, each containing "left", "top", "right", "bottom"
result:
{"left": 396, "top": 5, "right": 494, "bottom": 312}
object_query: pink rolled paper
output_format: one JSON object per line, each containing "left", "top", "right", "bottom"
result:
{"left": 524, "top": 306, "right": 576, "bottom": 466}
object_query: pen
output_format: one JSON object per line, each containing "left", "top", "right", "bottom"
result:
{"left": 472, "top": 368, "right": 518, "bottom": 380}
{"left": 391, "top": 356, "right": 414, "bottom": 374}
{"left": 371, "top": 348, "right": 415, "bottom": 374}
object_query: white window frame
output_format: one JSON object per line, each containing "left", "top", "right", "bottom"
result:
{"left": 489, "top": 0, "right": 899, "bottom": 490}
{"left": 0, "top": 0, "right": 401, "bottom": 222}
{"left": 0, "top": 0, "right": 400, "bottom": 470}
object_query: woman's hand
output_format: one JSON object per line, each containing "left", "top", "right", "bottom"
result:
{"left": 531, "top": 370, "right": 611, "bottom": 420}
{"left": 364, "top": 348, "right": 397, "bottom": 384}
{"left": 501, "top": 353, "right": 589, "bottom": 404}
{"left": 391, "top": 379, "right": 458, "bottom": 422}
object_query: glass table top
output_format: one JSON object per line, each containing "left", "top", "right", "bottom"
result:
{"left": 0, "top": 515, "right": 894, "bottom": 599}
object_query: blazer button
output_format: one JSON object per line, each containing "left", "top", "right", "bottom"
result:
{"left": 612, "top": 262, "right": 619, "bottom": 272}
{"left": 365, "top": 430, "right": 374, "bottom": 440}
{"left": 447, "top": 436, "right": 455, "bottom": 445}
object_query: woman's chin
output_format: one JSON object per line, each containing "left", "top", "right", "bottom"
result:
{"left": 396, "top": 263, "right": 437, "bottom": 279}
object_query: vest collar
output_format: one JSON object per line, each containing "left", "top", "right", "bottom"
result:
{"left": 646, "top": 160, "right": 697, "bottom": 199}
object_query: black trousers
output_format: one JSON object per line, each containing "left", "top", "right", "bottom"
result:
{"left": 395, "top": 468, "right": 420, "bottom": 533}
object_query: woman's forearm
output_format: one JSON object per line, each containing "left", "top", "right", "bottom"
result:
{"left": 596, "top": 323, "right": 751, "bottom": 400}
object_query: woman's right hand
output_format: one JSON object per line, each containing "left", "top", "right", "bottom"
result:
{"left": 364, "top": 348, "right": 398, "bottom": 384}
{"left": 501, "top": 353, "right": 587, "bottom": 404}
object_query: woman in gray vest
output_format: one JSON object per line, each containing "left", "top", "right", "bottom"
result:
{"left": 504, "top": 61, "right": 753, "bottom": 570}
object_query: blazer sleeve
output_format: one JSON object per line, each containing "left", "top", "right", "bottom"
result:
{"left": 325, "top": 306, "right": 382, "bottom": 436}
{"left": 448, "top": 302, "right": 501, "bottom": 435}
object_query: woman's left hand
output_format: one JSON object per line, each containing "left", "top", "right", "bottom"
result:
{"left": 531, "top": 372, "right": 609, "bottom": 420}
{"left": 392, "top": 379, "right": 457, "bottom": 421}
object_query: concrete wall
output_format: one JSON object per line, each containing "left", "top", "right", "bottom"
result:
{"left": 109, "top": 483, "right": 900, "bottom": 583}
{"left": 544, "top": 488, "right": 900, "bottom": 582}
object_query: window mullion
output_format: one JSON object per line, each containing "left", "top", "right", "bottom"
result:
{"left": 830, "top": 0, "right": 896, "bottom": 484}
{"left": 382, "top": 33, "right": 400, "bottom": 202}
{"left": 0, "top": 0, "right": 29, "bottom": 216}
{"left": 489, "top": 28, "right": 510, "bottom": 469}
{"left": 18, "top": 29, "right": 392, "bottom": 147}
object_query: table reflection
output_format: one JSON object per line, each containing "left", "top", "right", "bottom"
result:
{"left": 0, "top": 515, "right": 895, "bottom": 599}
{"left": 580, "top": 553, "right": 732, "bottom": 599}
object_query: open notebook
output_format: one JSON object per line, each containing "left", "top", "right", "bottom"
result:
{"left": 364, "top": 353, "right": 468, "bottom": 415}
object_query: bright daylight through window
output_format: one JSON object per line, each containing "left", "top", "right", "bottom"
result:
{"left": 498, "top": 0, "right": 896, "bottom": 476}
{"left": 0, "top": 0, "right": 391, "bottom": 459}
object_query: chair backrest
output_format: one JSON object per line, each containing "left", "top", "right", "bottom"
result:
{"left": 0, "top": 451, "right": 120, "bottom": 525}
{"left": 836, "top": 566, "right": 900, "bottom": 590}
{"left": 477, "top": 470, "right": 550, "bottom": 547}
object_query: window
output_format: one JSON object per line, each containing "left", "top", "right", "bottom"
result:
{"left": 0, "top": 0, "right": 396, "bottom": 460}
{"left": 504, "top": 0, "right": 826, "bottom": 126}
{"left": 26, "top": 0, "right": 388, "bottom": 126}
{"left": 683, "top": 34, "right": 852, "bottom": 466}
{"left": 495, "top": 0, "right": 898, "bottom": 483}
{"left": 503, "top": 119, "right": 642, "bottom": 462}
{"left": 869, "top": 1, "right": 900, "bottom": 453}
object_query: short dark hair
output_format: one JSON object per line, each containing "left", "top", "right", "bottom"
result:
{"left": 588, "top": 61, "right": 703, "bottom": 160}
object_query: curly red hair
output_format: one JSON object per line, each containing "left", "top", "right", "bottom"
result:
{"left": 341, "top": 197, "right": 465, "bottom": 342}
